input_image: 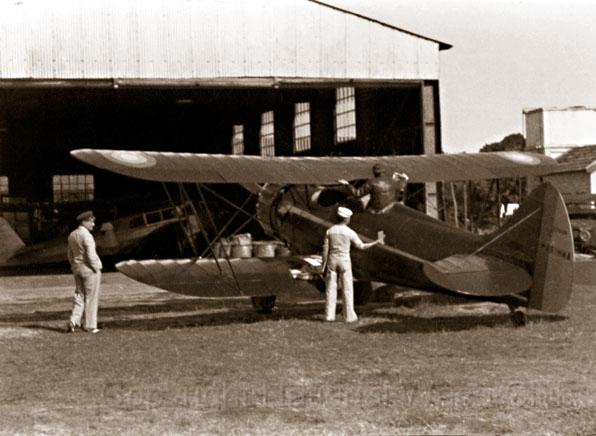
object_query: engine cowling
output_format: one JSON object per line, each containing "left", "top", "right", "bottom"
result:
{"left": 255, "top": 184, "right": 284, "bottom": 237}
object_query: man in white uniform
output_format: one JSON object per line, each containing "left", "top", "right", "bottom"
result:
{"left": 66, "top": 210, "right": 103, "bottom": 333}
{"left": 322, "top": 207, "right": 384, "bottom": 322}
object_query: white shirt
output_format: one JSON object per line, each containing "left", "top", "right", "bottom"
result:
{"left": 67, "top": 225, "right": 102, "bottom": 273}
{"left": 322, "top": 223, "right": 366, "bottom": 262}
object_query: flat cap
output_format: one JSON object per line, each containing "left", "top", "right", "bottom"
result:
{"left": 337, "top": 206, "right": 353, "bottom": 218}
{"left": 76, "top": 210, "right": 95, "bottom": 222}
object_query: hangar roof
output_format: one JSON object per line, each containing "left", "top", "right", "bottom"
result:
{"left": 0, "top": 0, "right": 450, "bottom": 84}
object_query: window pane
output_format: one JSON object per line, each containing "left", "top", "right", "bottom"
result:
{"left": 293, "top": 102, "right": 311, "bottom": 153}
{"left": 52, "top": 174, "right": 94, "bottom": 203}
{"left": 260, "top": 111, "right": 275, "bottom": 156}
{"left": 0, "top": 176, "right": 8, "bottom": 195}
{"left": 335, "top": 87, "right": 356, "bottom": 144}
{"left": 231, "top": 124, "right": 244, "bottom": 155}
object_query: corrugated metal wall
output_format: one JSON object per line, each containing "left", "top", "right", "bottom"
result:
{"left": 0, "top": 0, "right": 441, "bottom": 80}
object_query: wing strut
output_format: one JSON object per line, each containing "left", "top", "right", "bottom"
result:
{"left": 180, "top": 183, "right": 218, "bottom": 261}
{"left": 198, "top": 192, "right": 254, "bottom": 257}
{"left": 161, "top": 183, "right": 198, "bottom": 257}
{"left": 195, "top": 183, "right": 245, "bottom": 295}
{"left": 200, "top": 184, "right": 258, "bottom": 220}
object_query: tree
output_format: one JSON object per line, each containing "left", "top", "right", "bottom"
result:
{"left": 480, "top": 133, "right": 525, "bottom": 152}
{"left": 441, "top": 133, "right": 527, "bottom": 233}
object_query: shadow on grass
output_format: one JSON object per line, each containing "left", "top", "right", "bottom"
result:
{"left": 25, "top": 324, "right": 71, "bottom": 333}
{"left": 0, "top": 298, "right": 244, "bottom": 323}
{"left": 17, "top": 304, "right": 324, "bottom": 332}
{"left": 354, "top": 310, "right": 567, "bottom": 334}
{"left": 8, "top": 298, "right": 567, "bottom": 334}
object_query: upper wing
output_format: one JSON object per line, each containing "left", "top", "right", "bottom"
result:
{"left": 71, "top": 149, "right": 558, "bottom": 184}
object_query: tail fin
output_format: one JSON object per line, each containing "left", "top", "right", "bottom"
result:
{"left": 0, "top": 217, "right": 25, "bottom": 263}
{"left": 485, "top": 182, "right": 574, "bottom": 312}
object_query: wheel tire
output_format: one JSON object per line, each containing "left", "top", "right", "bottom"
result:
{"left": 511, "top": 309, "right": 528, "bottom": 327}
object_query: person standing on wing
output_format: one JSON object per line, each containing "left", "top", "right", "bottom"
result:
{"left": 321, "top": 206, "right": 384, "bottom": 323}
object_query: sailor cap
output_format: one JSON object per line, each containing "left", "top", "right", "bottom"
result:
{"left": 337, "top": 207, "right": 353, "bottom": 218}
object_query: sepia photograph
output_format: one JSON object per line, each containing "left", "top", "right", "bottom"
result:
{"left": 0, "top": 0, "right": 595, "bottom": 434}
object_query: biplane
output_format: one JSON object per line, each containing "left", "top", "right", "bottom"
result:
{"left": 71, "top": 149, "right": 574, "bottom": 325}
{"left": 0, "top": 204, "right": 189, "bottom": 270}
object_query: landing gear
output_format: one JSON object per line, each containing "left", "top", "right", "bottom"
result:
{"left": 251, "top": 296, "right": 277, "bottom": 314}
{"left": 508, "top": 304, "right": 528, "bottom": 327}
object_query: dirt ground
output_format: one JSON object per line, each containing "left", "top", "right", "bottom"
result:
{"left": 0, "top": 270, "right": 595, "bottom": 435}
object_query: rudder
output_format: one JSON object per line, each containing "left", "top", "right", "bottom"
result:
{"left": 486, "top": 183, "right": 574, "bottom": 312}
{"left": 527, "top": 183, "right": 574, "bottom": 312}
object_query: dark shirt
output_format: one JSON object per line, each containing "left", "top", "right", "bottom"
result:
{"left": 356, "top": 174, "right": 406, "bottom": 211}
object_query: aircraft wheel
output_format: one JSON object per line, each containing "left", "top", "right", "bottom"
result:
{"left": 251, "top": 296, "right": 277, "bottom": 314}
{"left": 508, "top": 305, "right": 528, "bottom": 327}
{"left": 354, "top": 281, "right": 373, "bottom": 306}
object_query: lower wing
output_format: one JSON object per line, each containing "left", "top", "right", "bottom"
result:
{"left": 116, "top": 257, "right": 321, "bottom": 298}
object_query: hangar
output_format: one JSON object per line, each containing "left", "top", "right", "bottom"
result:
{"left": 0, "top": 0, "right": 451, "bottom": 244}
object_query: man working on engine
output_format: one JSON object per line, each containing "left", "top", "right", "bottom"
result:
{"left": 339, "top": 163, "right": 409, "bottom": 213}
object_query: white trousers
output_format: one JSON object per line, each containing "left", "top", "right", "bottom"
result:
{"left": 325, "top": 259, "right": 358, "bottom": 322}
{"left": 70, "top": 271, "right": 101, "bottom": 330}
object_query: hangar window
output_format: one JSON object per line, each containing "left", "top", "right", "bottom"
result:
{"left": 0, "top": 176, "right": 8, "bottom": 197}
{"left": 293, "top": 102, "right": 311, "bottom": 153}
{"left": 52, "top": 175, "right": 94, "bottom": 203}
{"left": 231, "top": 125, "right": 244, "bottom": 155}
{"left": 335, "top": 87, "right": 356, "bottom": 143}
{"left": 260, "top": 110, "right": 275, "bottom": 156}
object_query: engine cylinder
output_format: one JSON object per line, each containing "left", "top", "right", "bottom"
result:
{"left": 256, "top": 184, "right": 284, "bottom": 237}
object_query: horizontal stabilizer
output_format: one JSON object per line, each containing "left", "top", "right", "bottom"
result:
{"left": 116, "top": 257, "right": 295, "bottom": 297}
{"left": 422, "top": 254, "right": 532, "bottom": 296}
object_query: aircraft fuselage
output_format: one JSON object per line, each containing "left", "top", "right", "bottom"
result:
{"left": 257, "top": 184, "right": 483, "bottom": 290}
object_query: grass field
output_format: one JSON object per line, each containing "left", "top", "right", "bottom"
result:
{"left": 0, "top": 272, "right": 595, "bottom": 435}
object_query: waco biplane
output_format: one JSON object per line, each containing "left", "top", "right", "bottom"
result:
{"left": 71, "top": 149, "right": 574, "bottom": 325}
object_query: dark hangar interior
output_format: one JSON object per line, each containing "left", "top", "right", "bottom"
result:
{"left": 0, "top": 0, "right": 450, "bottom": 245}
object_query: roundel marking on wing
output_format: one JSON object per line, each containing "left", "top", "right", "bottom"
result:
{"left": 500, "top": 151, "right": 541, "bottom": 165}
{"left": 106, "top": 151, "right": 157, "bottom": 168}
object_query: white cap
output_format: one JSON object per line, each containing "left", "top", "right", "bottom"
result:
{"left": 337, "top": 207, "right": 353, "bottom": 218}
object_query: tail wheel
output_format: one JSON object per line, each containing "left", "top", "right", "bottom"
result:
{"left": 508, "top": 304, "right": 528, "bottom": 327}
